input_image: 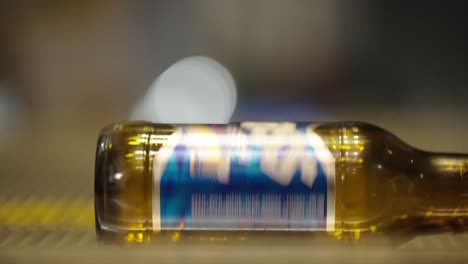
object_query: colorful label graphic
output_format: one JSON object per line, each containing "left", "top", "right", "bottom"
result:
{"left": 153, "top": 122, "right": 335, "bottom": 231}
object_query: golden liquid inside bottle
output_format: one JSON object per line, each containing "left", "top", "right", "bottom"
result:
{"left": 95, "top": 121, "right": 468, "bottom": 243}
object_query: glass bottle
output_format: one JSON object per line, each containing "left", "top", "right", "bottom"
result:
{"left": 95, "top": 121, "right": 468, "bottom": 242}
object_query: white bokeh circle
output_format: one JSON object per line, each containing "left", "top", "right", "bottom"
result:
{"left": 131, "top": 56, "right": 237, "bottom": 124}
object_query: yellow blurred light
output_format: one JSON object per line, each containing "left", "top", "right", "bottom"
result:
{"left": 171, "top": 232, "right": 181, "bottom": 242}
{"left": 125, "top": 233, "right": 135, "bottom": 242}
{"left": 353, "top": 230, "right": 361, "bottom": 239}
{"left": 136, "top": 232, "right": 144, "bottom": 243}
{"left": 0, "top": 197, "right": 94, "bottom": 230}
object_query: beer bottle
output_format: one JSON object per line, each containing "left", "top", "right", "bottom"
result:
{"left": 94, "top": 121, "right": 468, "bottom": 242}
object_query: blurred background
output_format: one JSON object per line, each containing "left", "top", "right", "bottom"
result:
{"left": 0, "top": 1, "right": 467, "bottom": 263}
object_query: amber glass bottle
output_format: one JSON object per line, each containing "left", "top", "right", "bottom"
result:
{"left": 95, "top": 121, "right": 467, "bottom": 242}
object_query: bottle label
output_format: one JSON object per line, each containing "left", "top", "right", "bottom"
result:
{"left": 153, "top": 122, "right": 335, "bottom": 231}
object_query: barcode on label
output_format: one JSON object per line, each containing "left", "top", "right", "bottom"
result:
{"left": 190, "top": 193, "right": 325, "bottom": 230}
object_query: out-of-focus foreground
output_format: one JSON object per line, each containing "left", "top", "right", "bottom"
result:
{"left": 0, "top": 1, "right": 467, "bottom": 263}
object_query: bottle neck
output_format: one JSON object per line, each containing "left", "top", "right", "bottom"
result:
{"left": 421, "top": 152, "right": 468, "bottom": 216}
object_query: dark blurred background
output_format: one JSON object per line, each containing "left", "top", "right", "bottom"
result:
{"left": 0, "top": 0, "right": 467, "bottom": 262}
